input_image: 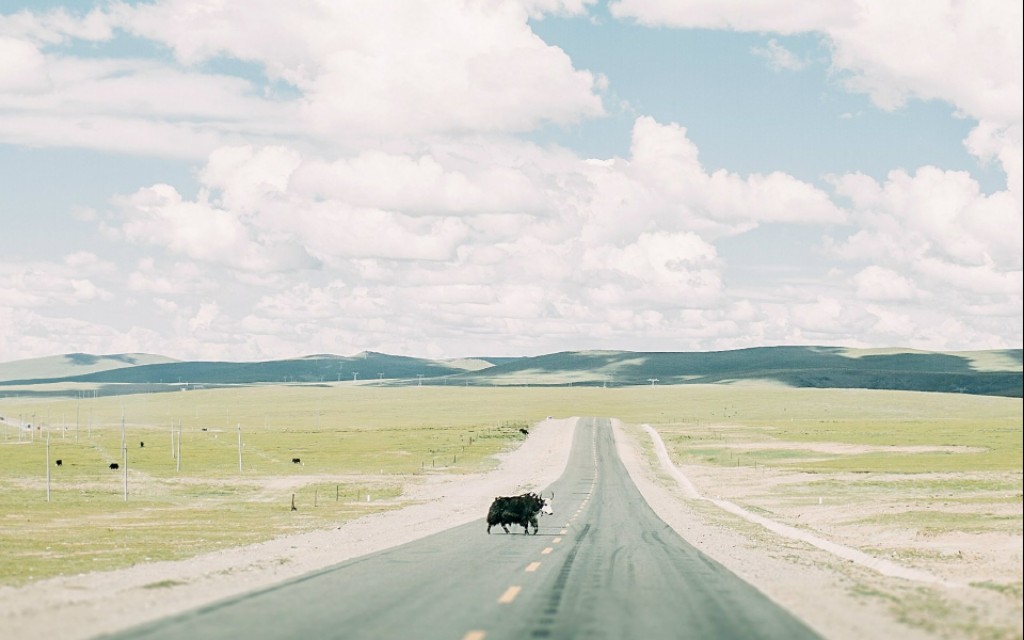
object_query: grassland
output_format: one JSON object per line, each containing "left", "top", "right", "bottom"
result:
{"left": 1, "top": 382, "right": 1020, "bottom": 592}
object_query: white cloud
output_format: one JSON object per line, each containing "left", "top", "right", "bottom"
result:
{"left": 0, "top": 6, "right": 112, "bottom": 44}
{"left": 289, "top": 149, "right": 546, "bottom": 216}
{"left": 7, "top": 111, "right": 1017, "bottom": 361}
{"left": 610, "top": 0, "right": 1023, "bottom": 189}
{"left": 751, "top": 38, "right": 808, "bottom": 71}
{"left": 0, "top": 306, "right": 170, "bottom": 363}
{"left": 0, "top": 260, "right": 112, "bottom": 308}
{"left": 200, "top": 145, "right": 303, "bottom": 213}
{"left": 625, "top": 116, "right": 846, "bottom": 229}
{"left": 582, "top": 231, "right": 723, "bottom": 306}
{"left": 1, "top": 1, "right": 1019, "bottom": 360}
{"left": 829, "top": 167, "right": 1022, "bottom": 272}
{"left": 127, "top": 259, "right": 216, "bottom": 296}
{"left": 116, "top": 0, "right": 605, "bottom": 137}
{"left": 0, "top": 36, "right": 50, "bottom": 93}
{"left": 62, "top": 251, "right": 114, "bottom": 273}
{"left": 851, "top": 265, "right": 922, "bottom": 301}
{"left": 813, "top": 160, "right": 1022, "bottom": 351}
{"left": 0, "top": 1, "right": 605, "bottom": 156}
{"left": 110, "top": 184, "right": 317, "bottom": 271}
{"left": 609, "top": 0, "right": 855, "bottom": 33}
{"left": 825, "top": 1, "right": 1021, "bottom": 123}
{"left": 188, "top": 301, "right": 221, "bottom": 334}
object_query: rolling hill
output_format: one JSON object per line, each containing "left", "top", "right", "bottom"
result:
{"left": 0, "top": 347, "right": 1019, "bottom": 398}
{"left": 0, "top": 353, "right": 178, "bottom": 383}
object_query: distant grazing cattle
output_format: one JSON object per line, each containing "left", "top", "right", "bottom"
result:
{"left": 519, "top": 428, "right": 529, "bottom": 435}
{"left": 486, "top": 492, "right": 552, "bottom": 535}
{"left": 55, "top": 459, "right": 62, "bottom": 467}
{"left": 292, "top": 458, "right": 301, "bottom": 464}
{"left": 109, "top": 462, "right": 119, "bottom": 470}
{"left": 140, "top": 441, "right": 145, "bottom": 448}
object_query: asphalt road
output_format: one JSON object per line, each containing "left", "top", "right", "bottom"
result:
{"left": 104, "top": 417, "right": 821, "bottom": 640}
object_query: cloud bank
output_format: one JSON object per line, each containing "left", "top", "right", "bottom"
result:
{"left": 0, "top": 0, "right": 1019, "bottom": 361}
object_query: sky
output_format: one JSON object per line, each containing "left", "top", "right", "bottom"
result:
{"left": 0, "top": 0, "right": 1021, "bottom": 363}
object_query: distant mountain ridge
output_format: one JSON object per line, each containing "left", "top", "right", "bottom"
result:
{"left": 0, "top": 347, "right": 1019, "bottom": 398}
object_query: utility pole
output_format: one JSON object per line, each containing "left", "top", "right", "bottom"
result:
{"left": 46, "top": 429, "right": 51, "bottom": 503}
{"left": 123, "top": 439, "right": 128, "bottom": 502}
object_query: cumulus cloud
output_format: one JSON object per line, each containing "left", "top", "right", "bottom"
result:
{"left": 0, "top": 0, "right": 606, "bottom": 157}
{"left": 0, "top": 259, "right": 112, "bottom": 308}
{"left": 117, "top": 0, "right": 604, "bottom": 136}
{"left": 83, "top": 110, "right": 869, "bottom": 358}
{"left": 851, "top": 266, "right": 922, "bottom": 301}
{"left": 822, "top": 164, "right": 1021, "bottom": 346}
{"left": 0, "top": 36, "right": 50, "bottom": 92}
{"left": 627, "top": 117, "right": 846, "bottom": 228}
{"left": 1, "top": 1, "right": 1019, "bottom": 360}
{"left": 110, "top": 183, "right": 318, "bottom": 272}
{"left": 828, "top": 166, "right": 1022, "bottom": 272}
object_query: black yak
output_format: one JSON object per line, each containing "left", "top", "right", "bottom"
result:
{"left": 487, "top": 492, "right": 552, "bottom": 535}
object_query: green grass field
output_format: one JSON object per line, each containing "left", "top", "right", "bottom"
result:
{"left": 1, "top": 383, "right": 1020, "bottom": 587}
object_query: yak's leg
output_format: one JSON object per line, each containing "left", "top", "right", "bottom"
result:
{"left": 530, "top": 516, "right": 539, "bottom": 535}
{"left": 502, "top": 523, "right": 510, "bottom": 534}
{"left": 487, "top": 523, "right": 492, "bottom": 534}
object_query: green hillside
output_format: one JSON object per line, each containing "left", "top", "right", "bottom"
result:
{"left": 0, "top": 347, "right": 1018, "bottom": 398}
{"left": 0, "top": 352, "right": 467, "bottom": 387}
{"left": 0, "top": 353, "right": 178, "bottom": 383}
{"left": 448, "top": 347, "right": 1023, "bottom": 397}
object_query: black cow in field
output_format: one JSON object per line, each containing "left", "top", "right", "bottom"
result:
{"left": 55, "top": 459, "right": 62, "bottom": 467}
{"left": 519, "top": 428, "right": 529, "bottom": 435}
{"left": 292, "top": 458, "right": 301, "bottom": 464}
{"left": 109, "top": 462, "right": 119, "bottom": 470}
{"left": 486, "top": 492, "right": 553, "bottom": 535}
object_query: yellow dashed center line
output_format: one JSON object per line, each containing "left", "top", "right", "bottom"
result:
{"left": 541, "top": 547, "right": 553, "bottom": 555}
{"left": 552, "top": 537, "right": 562, "bottom": 544}
{"left": 463, "top": 632, "right": 486, "bottom": 640}
{"left": 525, "top": 562, "right": 541, "bottom": 572}
{"left": 498, "top": 586, "right": 521, "bottom": 604}
{"left": 560, "top": 529, "right": 568, "bottom": 535}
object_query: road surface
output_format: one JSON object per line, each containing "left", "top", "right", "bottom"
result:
{"left": 105, "top": 417, "right": 820, "bottom": 640}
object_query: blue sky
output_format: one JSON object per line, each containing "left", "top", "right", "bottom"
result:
{"left": 0, "top": 0, "right": 1020, "bottom": 362}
